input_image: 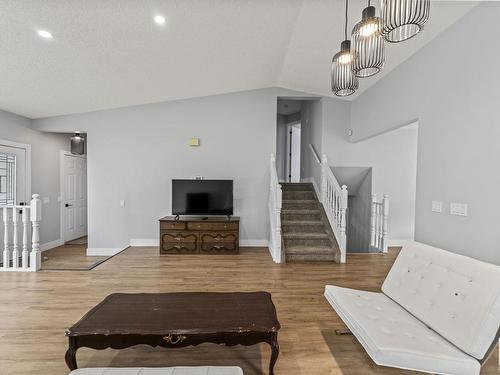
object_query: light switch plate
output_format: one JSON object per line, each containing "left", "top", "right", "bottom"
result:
{"left": 450, "top": 202, "right": 468, "bottom": 216}
{"left": 119, "top": 200, "right": 125, "bottom": 208}
{"left": 431, "top": 201, "right": 442, "bottom": 213}
{"left": 189, "top": 138, "right": 200, "bottom": 147}
{"left": 43, "top": 197, "right": 50, "bottom": 204}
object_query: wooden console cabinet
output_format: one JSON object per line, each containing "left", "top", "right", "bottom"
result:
{"left": 159, "top": 216, "right": 240, "bottom": 254}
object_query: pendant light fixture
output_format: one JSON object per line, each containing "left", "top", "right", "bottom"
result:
{"left": 331, "top": 0, "right": 358, "bottom": 97}
{"left": 381, "top": 0, "right": 431, "bottom": 43}
{"left": 70, "top": 132, "right": 85, "bottom": 155}
{"left": 351, "top": 1, "right": 385, "bottom": 78}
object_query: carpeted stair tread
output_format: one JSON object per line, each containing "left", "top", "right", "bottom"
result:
{"left": 282, "top": 209, "right": 320, "bottom": 214}
{"left": 282, "top": 232, "right": 329, "bottom": 239}
{"left": 285, "top": 245, "right": 336, "bottom": 255}
{"left": 282, "top": 220, "right": 324, "bottom": 225}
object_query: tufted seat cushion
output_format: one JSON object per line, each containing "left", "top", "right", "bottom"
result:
{"left": 382, "top": 241, "right": 500, "bottom": 360}
{"left": 69, "top": 367, "right": 243, "bottom": 375}
{"left": 325, "top": 285, "right": 481, "bottom": 375}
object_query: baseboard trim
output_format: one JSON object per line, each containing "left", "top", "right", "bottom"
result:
{"left": 387, "top": 239, "right": 411, "bottom": 247}
{"left": 130, "top": 238, "right": 268, "bottom": 248}
{"left": 240, "top": 239, "right": 269, "bottom": 247}
{"left": 130, "top": 238, "right": 159, "bottom": 247}
{"left": 40, "top": 239, "right": 64, "bottom": 252}
{"left": 87, "top": 247, "right": 125, "bottom": 256}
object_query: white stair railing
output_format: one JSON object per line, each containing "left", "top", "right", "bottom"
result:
{"left": 370, "top": 194, "right": 389, "bottom": 253}
{"left": 321, "top": 155, "right": 348, "bottom": 263}
{"left": 268, "top": 154, "right": 283, "bottom": 263}
{"left": 0, "top": 194, "right": 42, "bottom": 272}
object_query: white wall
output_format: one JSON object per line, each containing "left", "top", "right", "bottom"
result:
{"left": 344, "top": 168, "right": 372, "bottom": 253}
{"left": 323, "top": 98, "right": 418, "bottom": 244}
{"left": 350, "top": 3, "right": 500, "bottom": 264}
{"left": 300, "top": 100, "right": 323, "bottom": 192}
{"left": 33, "top": 88, "right": 317, "bottom": 250}
{"left": 0, "top": 109, "right": 71, "bottom": 247}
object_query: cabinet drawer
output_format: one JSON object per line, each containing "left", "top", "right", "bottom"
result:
{"left": 161, "top": 232, "right": 197, "bottom": 243}
{"left": 187, "top": 222, "right": 238, "bottom": 231}
{"left": 160, "top": 222, "right": 186, "bottom": 230}
{"left": 201, "top": 232, "right": 238, "bottom": 243}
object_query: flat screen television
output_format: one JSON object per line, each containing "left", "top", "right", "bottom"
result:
{"left": 172, "top": 179, "right": 233, "bottom": 216}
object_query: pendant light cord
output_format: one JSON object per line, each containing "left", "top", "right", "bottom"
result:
{"left": 344, "top": 0, "right": 348, "bottom": 40}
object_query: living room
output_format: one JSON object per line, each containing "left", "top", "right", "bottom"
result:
{"left": 0, "top": 1, "right": 499, "bottom": 375}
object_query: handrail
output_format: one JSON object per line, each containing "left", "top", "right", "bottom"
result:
{"left": 309, "top": 144, "right": 321, "bottom": 164}
{"left": 268, "top": 154, "right": 283, "bottom": 263}
{"left": 320, "top": 155, "right": 348, "bottom": 263}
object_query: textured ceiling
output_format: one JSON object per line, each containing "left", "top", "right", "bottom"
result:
{"left": 0, "top": 0, "right": 477, "bottom": 118}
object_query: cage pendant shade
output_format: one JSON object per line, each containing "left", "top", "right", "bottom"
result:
{"left": 381, "top": 0, "right": 430, "bottom": 43}
{"left": 352, "top": 6, "right": 385, "bottom": 78}
{"left": 332, "top": 41, "right": 359, "bottom": 97}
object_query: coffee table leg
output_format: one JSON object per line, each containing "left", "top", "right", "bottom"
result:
{"left": 65, "top": 337, "right": 78, "bottom": 370}
{"left": 269, "top": 332, "right": 279, "bottom": 375}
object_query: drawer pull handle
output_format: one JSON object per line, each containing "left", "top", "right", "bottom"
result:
{"left": 163, "top": 334, "right": 187, "bottom": 344}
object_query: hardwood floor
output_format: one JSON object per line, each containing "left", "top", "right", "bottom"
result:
{"left": 41, "top": 243, "right": 110, "bottom": 271}
{"left": 0, "top": 247, "right": 498, "bottom": 375}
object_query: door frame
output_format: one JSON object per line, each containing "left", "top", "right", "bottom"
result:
{"left": 0, "top": 138, "right": 32, "bottom": 204}
{"left": 286, "top": 122, "right": 301, "bottom": 183}
{"left": 59, "top": 150, "right": 87, "bottom": 243}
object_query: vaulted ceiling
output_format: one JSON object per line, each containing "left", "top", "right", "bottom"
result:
{"left": 0, "top": 0, "right": 477, "bottom": 118}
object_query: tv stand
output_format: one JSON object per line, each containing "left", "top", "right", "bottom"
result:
{"left": 159, "top": 216, "right": 240, "bottom": 255}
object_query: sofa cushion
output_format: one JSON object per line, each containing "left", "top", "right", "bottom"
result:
{"left": 70, "top": 367, "right": 243, "bottom": 375}
{"left": 325, "top": 285, "right": 480, "bottom": 375}
{"left": 382, "top": 241, "right": 500, "bottom": 360}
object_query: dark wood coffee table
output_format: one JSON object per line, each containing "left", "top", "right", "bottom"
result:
{"left": 65, "top": 292, "right": 281, "bottom": 374}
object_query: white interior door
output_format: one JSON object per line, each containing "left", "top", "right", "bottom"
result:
{"left": 286, "top": 124, "right": 301, "bottom": 182}
{"left": 63, "top": 154, "right": 87, "bottom": 242}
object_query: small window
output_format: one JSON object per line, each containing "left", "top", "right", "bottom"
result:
{"left": 0, "top": 153, "right": 16, "bottom": 206}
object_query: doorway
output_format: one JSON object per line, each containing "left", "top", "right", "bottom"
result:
{"left": 60, "top": 151, "right": 87, "bottom": 243}
{"left": 276, "top": 99, "right": 302, "bottom": 182}
{"left": 286, "top": 123, "right": 301, "bottom": 182}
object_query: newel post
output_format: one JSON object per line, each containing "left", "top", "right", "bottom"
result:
{"left": 3, "top": 207, "right": 9, "bottom": 270}
{"left": 382, "top": 194, "right": 389, "bottom": 253}
{"left": 30, "top": 194, "right": 42, "bottom": 271}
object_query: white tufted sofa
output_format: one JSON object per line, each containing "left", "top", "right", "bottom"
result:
{"left": 325, "top": 241, "right": 500, "bottom": 375}
{"left": 69, "top": 367, "right": 243, "bottom": 375}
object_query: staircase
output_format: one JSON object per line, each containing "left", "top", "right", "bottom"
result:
{"left": 281, "top": 183, "right": 341, "bottom": 262}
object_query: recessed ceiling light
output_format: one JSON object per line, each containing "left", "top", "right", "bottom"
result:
{"left": 37, "top": 30, "right": 53, "bottom": 39}
{"left": 154, "top": 15, "right": 166, "bottom": 25}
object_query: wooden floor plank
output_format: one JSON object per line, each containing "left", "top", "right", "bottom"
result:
{"left": 0, "top": 247, "right": 497, "bottom": 375}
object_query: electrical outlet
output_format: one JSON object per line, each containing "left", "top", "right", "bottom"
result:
{"left": 431, "top": 201, "right": 442, "bottom": 213}
{"left": 450, "top": 202, "right": 467, "bottom": 216}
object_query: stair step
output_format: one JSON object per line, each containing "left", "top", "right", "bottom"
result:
{"left": 285, "top": 245, "right": 335, "bottom": 255}
{"left": 286, "top": 252, "right": 337, "bottom": 262}
{"left": 280, "top": 183, "right": 314, "bottom": 192}
{"left": 282, "top": 200, "right": 318, "bottom": 210}
{"left": 281, "top": 221, "right": 326, "bottom": 233}
{"left": 282, "top": 191, "right": 315, "bottom": 200}
{"left": 281, "top": 209, "right": 321, "bottom": 221}
{"left": 283, "top": 232, "right": 329, "bottom": 239}
{"left": 283, "top": 232, "right": 331, "bottom": 247}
